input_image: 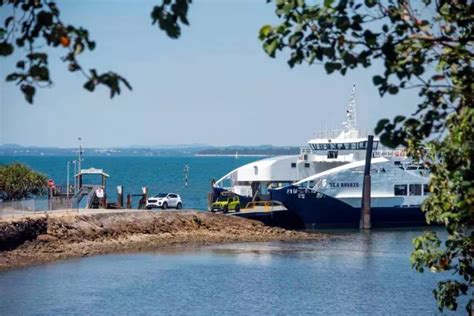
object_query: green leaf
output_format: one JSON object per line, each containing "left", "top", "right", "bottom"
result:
{"left": 388, "top": 86, "right": 399, "bottom": 95}
{"left": 324, "top": 0, "right": 334, "bottom": 7}
{"left": 83, "top": 80, "right": 95, "bottom": 92}
{"left": 0, "top": 41, "right": 14, "bottom": 56}
{"left": 263, "top": 38, "right": 279, "bottom": 58}
{"left": 20, "top": 84, "right": 35, "bottom": 104}
{"left": 374, "top": 119, "right": 389, "bottom": 134}
{"left": 259, "top": 25, "right": 272, "bottom": 40}
{"left": 373, "top": 75, "right": 384, "bottom": 85}
{"left": 5, "top": 73, "right": 19, "bottom": 81}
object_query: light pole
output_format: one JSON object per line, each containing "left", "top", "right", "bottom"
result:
{"left": 72, "top": 160, "right": 77, "bottom": 193}
{"left": 78, "top": 137, "right": 83, "bottom": 173}
{"left": 67, "top": 161, "right": 70, "bottom": 198}
{"left": 67, "top": 160, "right": 78, "bottom": 198}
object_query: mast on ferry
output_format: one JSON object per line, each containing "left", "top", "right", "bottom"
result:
{"left": 342, "top": 84, "right": 357, "bottom": 131}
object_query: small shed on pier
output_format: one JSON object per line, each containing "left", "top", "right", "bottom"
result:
{"left": 75, "top": 168, "right": 109, "bottom": 189}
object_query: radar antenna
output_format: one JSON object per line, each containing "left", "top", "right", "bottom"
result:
{"left": 342, "top": 84, "right": 357, "bottom": 130}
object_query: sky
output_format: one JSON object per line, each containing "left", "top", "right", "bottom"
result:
{"left": 0, "top": 0, "right": 421, "bottom": 148}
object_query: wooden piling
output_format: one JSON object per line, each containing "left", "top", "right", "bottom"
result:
{"left": 360, "top": 135, "right": 374, "bottom": 230}
{"left": 117, "top": 185, "right": 123, "bottom": 208}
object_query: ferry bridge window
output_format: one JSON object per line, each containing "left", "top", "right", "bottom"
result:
{"left": 291, "top": 163, "right": 296, "bottom": 168}
{"left": 304, "top": 163, "right": 310, "bottom": 168}
{"left": 347, "top": 143, "right": 356, "bottom": 150}
{"left": 327, "top": 151, "right": 338, "bottom": 159}
{"left": 394, "top": 184, "right": 407, "bottom": 196}
{"left": 409, "top": 184, "right": 422, "bottom": 196}
{"left": 423, "top": 184, "right": 431, "bottom": 195}
{"left": 358, "top": 141, "right": 367, "bottom": 149}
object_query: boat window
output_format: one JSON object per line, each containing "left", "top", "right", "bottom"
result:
{"left": 373, "top": 141, "right": 379, "bottom": 149}
{"left": 394, "top": 184, "right": 407, "bottom": 196}
{"left": 423, "top": 184, "right": 431, "bottom": 195}
{"left": 329, "top": 143, "right": 337, "bottom": 150}
{"left": 291, "top": 163, "right": 296, "bottom": 168}
{"left": 327, "top": 151, "right": 338, "bottom": 159}
{"left": 409, "top": 184, "right": 422, "bottom": 196}
{"left": 358, "top": 141, "right": 367, "bottom": 149}
{"left": 253, "top": 166, "right": 258, "bottom": 175}
{"left": 304, "top": 163, "right": 310, "bottom": 168}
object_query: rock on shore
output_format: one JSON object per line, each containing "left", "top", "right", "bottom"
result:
{"left": 0, "top": 211, "right": 324, "bottom": 271}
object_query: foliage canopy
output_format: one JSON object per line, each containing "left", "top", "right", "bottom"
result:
{"left": 0, "top": 163, "right": 47, "bottom": 201}
{"left": 258, "top": 0, "right": 473, "bottom": 312}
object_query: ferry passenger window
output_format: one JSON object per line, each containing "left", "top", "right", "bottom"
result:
{"left": 358, "top": 141, "right": 367, "bottom": 149}
{"left": 394, "top": 184, "right": 407, "bottom": 196}
{"left": 423, "top": 184, "right": 431, "bottom": 195}
{"left": 327, "top": 151, "right": 338, "bottom": 159}
{"left": 409, "top": 184, "right": 422, "bottom": 196}
{"left": 254, "top": 166, "right": 258, "bottom": 175}
{"left": 304, "top": 163, "right": 310, "bottom": 168}
{"left": 291, "top": 163, "right": 296, "bottom": 168}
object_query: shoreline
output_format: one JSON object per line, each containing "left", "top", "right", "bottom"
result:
{"left": 0, "top": 211, "right": 326, "bottom": 271}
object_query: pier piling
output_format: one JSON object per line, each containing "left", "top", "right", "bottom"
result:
{"left": 360, "top": 135, "right": 374, "bottom": 230}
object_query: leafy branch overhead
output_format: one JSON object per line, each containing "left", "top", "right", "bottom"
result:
{"left": 151, "top": 0, "right": 192, "bottom": 39}
{"left": 0, "top": 0, "right": 192, "bottom": 103}
{"left": 260, "top": 0, "right": 473, "bottom": 312}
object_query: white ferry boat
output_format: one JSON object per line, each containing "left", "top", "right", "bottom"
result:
{"left": 270, "top": 156, "right": 430, "bottom": 228}
{"left": 212, "top": 85, "right": 395, "bottom": 206}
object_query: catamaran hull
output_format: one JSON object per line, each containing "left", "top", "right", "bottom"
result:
{"left": 270, "top": 186, "right": 427, "bottom": 229}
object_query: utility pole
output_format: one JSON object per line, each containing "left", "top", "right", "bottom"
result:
{"left": 360, "top": 135, "right": 374, "bottom": 229}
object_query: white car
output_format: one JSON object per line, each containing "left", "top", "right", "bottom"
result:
{"left": 146, "top": 193, "right": 182, "bottom": 210}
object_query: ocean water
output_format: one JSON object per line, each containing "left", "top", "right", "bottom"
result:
{"left": 0, "top": 156, "right": 467, "bottom": 314}
{"left": 0, "top": 229, "right": 466, "bottom": 315}
{"left": 0, "top": 156, "right": 257, "bottom": 210}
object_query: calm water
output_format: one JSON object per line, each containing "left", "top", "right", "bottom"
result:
{"left": 0, "top": 156, "right": 465, "bottom": 314}
{"left": 0, "top": 229, "right": 465, "bottom": 315}
{"left": 0, "top": 155, "right": 257, "bottom": 210}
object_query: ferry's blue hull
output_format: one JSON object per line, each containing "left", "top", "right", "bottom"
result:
{"left": 270, "top": 186, "right": 427, "bottom": 229}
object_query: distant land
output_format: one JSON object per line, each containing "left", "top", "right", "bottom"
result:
{"left": 0, "top": 144, "right": 300, "bottom": 157}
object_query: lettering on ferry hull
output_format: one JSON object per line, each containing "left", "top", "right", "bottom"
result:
{"left": 328, "top": 182, "right": 360, "bottom": 188}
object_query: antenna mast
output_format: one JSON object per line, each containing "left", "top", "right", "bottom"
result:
{"left": 343, "top": 84, "right": 357, "bottom": 130}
